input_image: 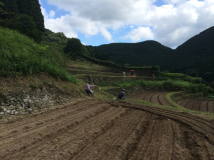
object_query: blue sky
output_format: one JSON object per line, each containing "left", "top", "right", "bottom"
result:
{"left": 39, "top": 0, "right": 214, "bottom": 48}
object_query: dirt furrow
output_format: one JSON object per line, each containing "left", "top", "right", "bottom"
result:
{"left": 192, "top": 100, "right": 203, "bottom": 111}
{"left": 0, "top": 102, "right": 104, "bottom": 145}
{"left": 208, "top": 101, "right": 214, "bottom": 113}
{"left": 143, "top": 93, "right": 155, "bottom": 102}
{"left": 0, "top": 100, "right": 214, "bottom": 159}
{"left": 42, "top": 107, "right": 129, "bottom": 160}
{"left": 0, "top": 103, "right": 109, "bottom": 155}
{"left": 157, "top": 119, "right": 174, "bottom": 160}
{"left": 92, "top": 111, "right": 146, "bottom": 160}
{"left": 71, "top": 109, "right": 137, "bottom": 159}
{"left": 158, "top": 94, "right": 172, "bottom": 106}
{"left": 106, "top": 113, "right": 148, "bottom": 160}
{"left": 115, "top": 102, "right": 214, "bottom": 141}
{"left": 1, "top": 104, "right": 115, "bottom": 159}
{"left": 150, "top": 93, "right": 160, "bottom": 105}
{"left": 126, "top": 116, "right": 157, "bottom": 160}
{"left": 200, "top": 100, "right": 210, "bottom": 112}
{"left": 138, "top": 117, "right": 164, "bottom": 159}
{"left": 75, "top": 110, "right": 144, "bottom": 160}
{"left": 0, "top": 100, "right": 100, "bottom": 133}
{"left": 171, "top": 121, "right": 191, "bottom": 160}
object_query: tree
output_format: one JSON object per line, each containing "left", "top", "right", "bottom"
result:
{"left": 0, "top": 0, "right": 44, "bottom": 43}
{"left": 190, "top": 71, "right": 198, "bottom": 77}
{"left": 64, "top": 38, "right": 83, "bottom": 60}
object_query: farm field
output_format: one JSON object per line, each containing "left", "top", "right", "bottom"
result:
{"left": 179, "top": 99, "right": 214, "bottom": 113}
{"left": 129, "top": 91, "right": 172, "bottom": 106}
{"left": 0, "top": 99, "right": 214, "bottom": 160}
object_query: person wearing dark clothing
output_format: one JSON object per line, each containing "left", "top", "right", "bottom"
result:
{"left": 118, "top": 89, "right": 125, "bottom": 99}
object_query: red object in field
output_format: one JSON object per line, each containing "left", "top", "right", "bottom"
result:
{"left": 130, "top": 70, "right": 136, "bottom": 77}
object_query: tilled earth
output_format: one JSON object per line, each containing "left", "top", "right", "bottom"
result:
{"left": 129, "top": 91, "right": 172, "bottom": 106}
{"left": 129, "top": 91, "right": 214, "bottom": 113}
{"left": 0, "top": 99, "right": 214, "bottom": 160}
{"left": 179, "top": 99, "right": 214, "bottom": 113}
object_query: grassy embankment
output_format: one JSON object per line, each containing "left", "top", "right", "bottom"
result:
{"left": 0, "top": 27, "right": 76, "bottom": 83}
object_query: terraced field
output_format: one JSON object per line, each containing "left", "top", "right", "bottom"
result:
{"left": 179, "top": 99, "right": 214, "bottom": 113}
{"left": 129, "top": 91, "right": 172, "bottom": 106}
{"left": 1, "top": 99, "right": 214, "bottom": 160}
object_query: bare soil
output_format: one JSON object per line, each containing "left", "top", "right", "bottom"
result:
{"left": 1, "top": 99, "right": 214, "bottom": 160}
{"left": 179, "top": 99, "right": 214, "bottom": 113}
{"left": 129, "top": 91, "right": 172, "bottom": 106}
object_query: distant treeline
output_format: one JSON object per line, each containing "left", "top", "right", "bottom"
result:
{"left": 96, "top": 27, "right": 214, "bottom": 82}
{"left": 42, "top": 29, "right": 111, "bottom": 61}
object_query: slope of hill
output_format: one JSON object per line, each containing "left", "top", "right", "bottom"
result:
{"left": 97, "top": 27, "right": 214, "bottom": 81}
{"left": 97, "top": 40, "right": 174, "bottom": 69}
{"left": 172, "top": 26, "right": 214, "bottom": 80}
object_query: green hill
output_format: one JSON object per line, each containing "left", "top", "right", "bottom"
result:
{"left": 96, "top": 27, "right": 214, "bottom": 81}
{"left": 172, "top": 26, "right": 214, "bottom": 81}
{"left": 97, "top": 41, "right": 174, "bottom": 68}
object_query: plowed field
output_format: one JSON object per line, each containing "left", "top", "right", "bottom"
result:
{"left": 1, "top": 99, "right": 214, "bottom": 160}
{"left": 179, "top": 99, "right": 214, "bottom": 113}
{"left": 129, "top": 91, "right": 172, "bottom": 106}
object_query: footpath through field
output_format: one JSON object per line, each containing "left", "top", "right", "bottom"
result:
{"left": 0, "top": 99, "right": 214, "bottom": 160}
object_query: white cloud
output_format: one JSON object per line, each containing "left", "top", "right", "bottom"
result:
{"left": 41, "top": 0, "right": 214, "bottom": 48}
{"left": 49, "top": 10, "right": 55, "bottom": 18}
{"left": 122, "top": 27, "right": 154, "bottom": 42}
{"left": 163, "top": 0, "right": 187, "bottom": 4}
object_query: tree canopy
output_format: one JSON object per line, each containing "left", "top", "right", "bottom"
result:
{"left": 0, "top": 0, "right": 44, "bottom": 43}
{"left": 64, "top": 38, "right": 83, "bottom": 59}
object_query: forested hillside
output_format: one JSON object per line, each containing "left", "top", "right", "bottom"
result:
{"left": 42, "top": 29, "right": 111, "bottom": 61}
{"left": 172, "top": 26, "right": 214, "bottom": 81}
{"left": 97, "top": 41, "right": 174, "bottom": 68}
{"left": 0, "top": 0, "right": 44, "bottom": 42}
{"left": 97, "top": 27, "right": 214, "bottom": 81}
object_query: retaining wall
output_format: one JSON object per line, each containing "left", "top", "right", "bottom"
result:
{"left": 0, "top": 87, "right": 79, "bottom": 116}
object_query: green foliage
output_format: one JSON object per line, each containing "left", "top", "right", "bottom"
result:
{"left": 96, "top": 27, "right": 214, "bottom": 82}
{"left": 185, "top": 84, "right": 213, "bottom": 96}
{"left": 156, "top": 72, "right": 203, "bottom": 84}
{"left": 64, "top": 38, "right": 83, "bottom": 60}
{"left": 40, "top": 41, "right": 71, "bottom": 69}
{"left": 0, "top": 27, "right": 77, "bottom": 83}
{"left": 189, "top": 71, "right": 198, "bottom": 77}
{"left": 42, "top": 28, "right": 68, "bottom": 45}
{"left": 210, "top": 81, "right": 214, "bottom": 89}
{"left": 85, "top": 45, "right": 111, "bottom": 61}
{"left": 97, "top": 41, "right": 173, "bottom": 69}
{"left": 0, "top": 0, "right": 44, "bottom": 43}
{"left": 152, "top": 65, "right": 160, "bottom": 72}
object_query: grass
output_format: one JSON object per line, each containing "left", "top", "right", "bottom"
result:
{"left": 113, "top": 80, "right": 142, "bottom": 87}
{"left": 0, "top": 27, "right": 77, "bottom": 83}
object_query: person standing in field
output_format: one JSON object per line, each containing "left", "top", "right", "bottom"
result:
{"left": 85, "top": 81, "right": 96, "bottom": 97}
{"left": 117, "top": 89, "right": 125, "bottom": 100}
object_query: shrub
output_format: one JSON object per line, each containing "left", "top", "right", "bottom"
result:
{"left": 163, "top": 79, "right": 173, "bottom": 87}
{"left": 152, "top": 65, "right": 160, "bottom": 72}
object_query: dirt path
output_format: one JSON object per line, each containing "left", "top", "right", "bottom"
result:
{"left": 0, "top": 99, "right": 214, "bottom": 160}
{"left": 179, "top": 99, "right": 214, "bottom": 113}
